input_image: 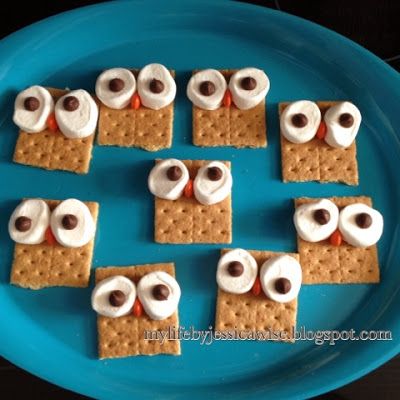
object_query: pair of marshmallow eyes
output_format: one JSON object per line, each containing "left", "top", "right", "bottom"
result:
{"left": 217, "top": 249, "right": 302, "bottom": 303}
{"left": 187, "top": 67, "right": 270, "bottom": 110}
{"left": 9, "top": 199, "right": 95, "bottom": 248}
{"left": 281, "top": 100, "right": 362, "bottom": 148}
{"left": 148, "top": 159, "right": 232, "bottom": 205}
{"left": 95, "top": 64, "right": 176, "bottom": 110}
{"left": 13, "top": 86, "right": 98, "bottom": 138}
{"left": 294, "top": 199, "right": 384, "bottom": 247}
{"left": 91, "top": 272, "right": 181, "bottom": 320}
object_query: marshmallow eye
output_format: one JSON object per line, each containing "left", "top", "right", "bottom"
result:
{"left": 13, "top": 86, "right": 54, "bottom": 133}
{"left": 193, "top": 161, "right": 232, "bottom": 205}
{"left": 280, "top": 101, "right": 322, "bottom": 144}
{"left": 91, "top": 276, "right": 137, "bottom": 318}
{"left": 8, "top": 199, "right": 50, "bottom": 245}
{"left": 228, "top": 68, "right": 270, "bottom": 110}
{"left": 137, "top": 271, "right": 181, "bottom": 320}
{"left": 324, "top": 102, "right": 362, "bottom": 148}
{"left": 55, "top": 89, "right": 98, "bottom": 139}
{"left": 50, "top": 199, "right": 95, "bottom": 248}
{"left": 260, "top": 255, "right": 302, "bottom": 303}
{"left": 186, "top": 69, "right": 227, "bottom": 110}
{"left": 338, "top": 203, "right": 384, "bottom": 247}
{"left": 294, "top": 199, "right": 339, "bottom": 242}
{"left": 148, "top": 159, "right": 190, "bottom": 200}
{"left": 95, "top": 68, "right": 136, "bottom": 109}
{"left": 216, "top": 249, "right": 258, "bottom": 294}
{"left": 137, "top": 63, "right": 176, "bottom": 110}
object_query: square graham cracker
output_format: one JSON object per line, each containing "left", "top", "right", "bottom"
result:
{"left": 295, "top": 196, "right": 380, "bottom": 284}
{"left": 97, "top": 70, "right": 175, "bottom": 151}
{"left": 13, "top": 88, "right": 95, "bottom": 174}
{"left": 10, "top": 199, "right": 99, "bottom": 289}
{"left": 154, "top": 160, "right": 232, "bottom": 244}
{"left": 279, "top": 101, "right": 358, "bottom": 185}
{"left": 215, "top": 249, "right": 299, "bottom": 342}
{"left": 95, "top": 263, "right": 180, "bottom": 359}
{"left": 192, "top": 70, "right": 267, "bottom": 148}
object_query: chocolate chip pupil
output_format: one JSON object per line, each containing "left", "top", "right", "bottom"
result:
{"left": 227, "top": 261, "right": 244, "bottom": 277}
{"left": 24, "top": 96, "right": 40, "bottom": 111}
{"left": 339, "top": 113, "right": 354, "bottom": 128}
{"left": 241, "top": 76, "right": 257, "bottom": 90}
{"left": 275, "top": 278, "right": 291, "bottom": 294}
{"left": 166, "top": 166, "right": 182, "bottom": 181}
{"left": 109, "top": 290, "right": 126, "bottom": 307}
{"left": 63, "top": 96, "right": 79, "bottom": 111}
{"left": 355, "top": 213, "right": 372, "bottom": 229}
{"left": 109, "top": 78, "right": 125, "bottom": 92}
{"left": 207, "top": 166, "right": 223, "bottom": 181}
{"left": 15, "top": 216, "right": 31, "bottom": 232}
{"left": 199, "top": 81, "right": 216, "bottom": 96}
{"left": 313, "top": 209, "right": 330, "bottom": 225}
{"left": 152, "top": 284, "right": 170, "bottom": 300}
{"left": 149, "top": 79, "right": 164, "bottom": 94}
{"left": 62, "top": 214, "right": 78, "bottom": 230}
{"left": 291, "top": 113, "right": 308, "bottom": 128}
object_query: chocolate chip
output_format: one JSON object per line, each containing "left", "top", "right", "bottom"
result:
{"left": 199, "top": 81, "right": 215, "bottom": 96}
{"left": 152, "top": 284, "right": 169, "bottom": 300}
{"left": 313, "top": 209, "right": 330, "bottom": 225}
{"left": 149, "top": 79, "right": 164, "bottom": 94}
{"left": 15, "top": 216, "right": 31, "bottom": 232}
{"left": 62, "top": 214, "right": 78, "bottom": 230}
{"left": 166, "top": 166, "right": 182, "bottom": 181}
{"left": 275, "top": 278, "right": 291, "bottom": 294}
{"left": 355, "top": 213, "right": 372, "bottom": 229}
{"left": 24, "top": 96, "right": 40, "bottom": 111}
{"left": 339, "top": 113, "right": 354, "bottom": 128}
{"left": 291, "top": 113, "right": 308, "bottom": 128}
{"left": 207, "top": 166, "right": 223, "bottom": 181}
{"left": 63, "top": 96, "right": 79, "bottom": 111}
{"left": 109, "top": 78, "right": 125, "bottom": 92}
{"left": 227, "top": 261, "right": 244, "bottom": 277}
{"left": 241, "top": 76, "right": 257, "bottom": 90}
{"left": 109, "top": 290, "right": 126, "bottom": 307}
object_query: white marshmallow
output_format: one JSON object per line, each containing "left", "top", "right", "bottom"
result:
{"left": 50, "top": 199, "right": 95, "bottom": 248}
{"left": 91, "top": 276, "right": 137, "bottom": 318}
{"left": 137, "top": 271, "right": 181, "bottom": 320}
{"left": 294, "top": 199, "right": 339, "bottom": 242}
{"left": 194, "top": 161, "right": 232, "bottom": 205}
{"left": 8, "top": 199, "right": 50, "bottom": 245}
{"left": 186, "top": 69, "right": 227, "bottom": 110}
{"left": 55, "top": 89, "right": 98, "bottom": 139}
{"left": 13, "top": 86, "right": 54, "bottom": 133}
{"left": 280, "top": 100, "right": 321, "bottom": 144}
{"left": 95, "top": 68, "right": 136, "bottom": 109}
{"left": 338, "top": 203, "right": 383, "bottom": 247}
{"left": 216, "top": 249, "right": 258, "bottom": 294}
{"left": 137, "top": 63, "right": 176, "bottom": 110}
{"left": 229, "top": 67, "right": 269, "bottom": 110}
{"left": 324, "top": 102, "right": 361, "bottom": 148}
{"left": 260, "top": 255, "right": 302, "bottom": 303}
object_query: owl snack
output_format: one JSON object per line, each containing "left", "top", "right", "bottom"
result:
{"left": 13, "top": 87, "right": 98, "bottom": 174}
{"left": 187, "top": 68, "right": 269, "bottom": 148}
{"left": 92, "top": 263, "right": 181, "bottom": 358}
{"left": 279, "top": 101, "right": 361, "bottom": 185}
{"left": 148, "top": 159, "right": 232, "bottom": 244}
{"left": 9, "top": 198, "right": 99, "bottom": 289}
{"left": 96, "top": 64, "right": 176, "bottom": 151}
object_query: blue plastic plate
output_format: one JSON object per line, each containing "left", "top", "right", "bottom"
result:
{"left": 0, "top": 1, "right": 399, "bottom": 399}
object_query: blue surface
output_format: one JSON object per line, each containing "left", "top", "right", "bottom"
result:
{"left": 0, "top": 1, "right": 399, "bottom": 399}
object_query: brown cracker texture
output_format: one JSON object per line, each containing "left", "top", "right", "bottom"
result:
{"left": 95, "top": 263, "right": 180, "bottom": 359}
{"left": 215, "top": 249, "right": 299, "bottom": 342}
{"left": 193, "top": 70, "right": 267, "bottom": 148}
{"left": 13, "top": 89, "right": 95, "bottom": 174}
{"left": 10, "top": 199, "right": 99, "bottom": 289}
{"left": 154, "top": 160, "right": 232, "bottom": 244}
{"left": 295, "top": 196, "right": 380, "bottom": 284}
{"left": 97, "top": 70, "right": 175, "bottom": 151}
{"left": 279, "top": 101, "right": 358, "bottom": 185}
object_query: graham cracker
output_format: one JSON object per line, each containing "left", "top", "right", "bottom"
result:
{"left": 95, "top": 263, "right": 180, "bottom": 359}
{"left": 97, "top": 70, "right": 175, "bottom": 151}
{"left": 13, "top": 88, "right": 95, "bottom": 174}
{"left": 154, "top": 160, "right": 232, "bottom": 244}
{"left": 215, "top": 249, "right": 299, "bottom": 342}
{"left": 192, "top": 70, "right": 267, "bottom": 148}
{"left": 279, "top": 101, "right": 358, "bottom": 185}
{"left": 10, "top": 199, "right": 99, "bottom": 289}
{"left": 295, "top": 196, "right": 380, "bottom": 284}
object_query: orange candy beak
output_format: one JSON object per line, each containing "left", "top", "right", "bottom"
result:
{"left": 316, "top": 121, "right": 327, "bottom": 140}
{"left": 46, "top": 113, "right": 58, "bottom": 132}
{"left": 329, "top": 229, "right": 343, "bottom": 246}
{"left": 183, "top": 179, "right": 194, "bottom": 198}
{"left": 133, "top": 297, "right": 143, "bottom": 317}
{"left": 223, "top": 89, "right": 232, "bottom": 108}
{"left": 131, "top": 93, "right": 141, "bottom": 110}
{"left": 251, "top": 276, "right": 262, "bottom": 296}
{"left": 45, "top": 226, "right": 57, "bottom": 246}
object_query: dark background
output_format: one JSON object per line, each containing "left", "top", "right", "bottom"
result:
{"left": 1, "top": 1, "right": 399, "bottom": 399}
